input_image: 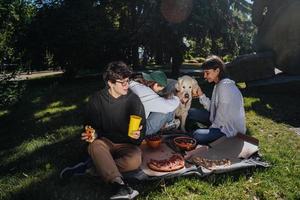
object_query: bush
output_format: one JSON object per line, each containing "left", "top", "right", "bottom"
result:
{"left": 223, "top": 55, "right": 234, "bottom": 63}
{"left": 0, "top": 71, "right": 26, "bottom": 107}
{"left": 195, "top": 57, "right": 206, "bottom": 64}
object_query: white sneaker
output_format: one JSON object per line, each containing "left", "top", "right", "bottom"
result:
{"left": 162, "top": 119, "right": 180, "bottom": 131}
{"left": 110, "top": 184, "right": 139, "bottom": 200}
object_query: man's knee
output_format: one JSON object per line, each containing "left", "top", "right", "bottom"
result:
{"left": 88, "top": 139, "right": 109, "bottom": 154}
{"left": 127, "top": 147, "right": 142, "bottom": 168}
{"left": 119, "top": 147, "right": 142, "bottom": 172}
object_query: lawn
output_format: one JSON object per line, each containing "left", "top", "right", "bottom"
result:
{"left": 0, "top": 75, "right": 299, "bottom": 200}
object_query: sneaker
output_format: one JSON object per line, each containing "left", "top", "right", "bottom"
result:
{"left": 161, "top": 119, "right": 180, "bottom": 131}
{"left": 60, "top": 158, "right": 92, "bottom": 179}
{"left": 110, "top": 184, "right": 139, "bottom": 200}
{"left": 196, "top": 122, "right": 208, "bottom": 129}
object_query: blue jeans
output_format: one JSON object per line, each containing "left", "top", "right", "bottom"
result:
{"left": 192, "top": 128, "right": 225, "bottom": 145}
{"left": 146, "top": 111, "right": 174, "bottom": 136}
{"left": 188, "top": 108, "right": 210, "bottom": 125}
{"left": 188, "top": 108, "right": 225, "bottom": 144}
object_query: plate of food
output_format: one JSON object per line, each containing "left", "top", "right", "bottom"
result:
{"left": 147, "top": 154, "right": 185, "bottom": 172}
{"left": 190, "top": 156, "right": 231, "bottom": 170}
{"left": 173, "top": 136, "right": 197, "bottom": 151}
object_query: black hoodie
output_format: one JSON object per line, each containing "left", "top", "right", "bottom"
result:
{"left": 84, "top": 87, "right": 146, "bottom": 145}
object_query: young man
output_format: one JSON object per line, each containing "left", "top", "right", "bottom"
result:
{"left": 61, "top": 61, "right": 146, "bottom": 200}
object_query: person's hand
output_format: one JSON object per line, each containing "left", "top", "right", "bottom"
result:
{"left": 81, "top": 131, "right": 97, "bottom": 143}
{"left": 192, "top": 86, "right": 203, "bottom": 98}
{"left": 130, "top": 125, "right": 143, "bottom": 140}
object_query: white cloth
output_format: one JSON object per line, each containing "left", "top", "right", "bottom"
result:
{"left": 199, "top": 78, "right": 246, "bottom": 137}
{"left": 129, "top": 81, "right": 180, "bottom": 118}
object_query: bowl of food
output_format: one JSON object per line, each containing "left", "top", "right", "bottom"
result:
{"left": 146, "top": 135, "right": 162, "bottom": 149}
{"left": 173, "top": 136, "right": 196, "bottom": 151}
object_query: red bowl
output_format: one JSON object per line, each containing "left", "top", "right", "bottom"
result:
{"left": 146, "top": 136, "right": 162, "bottom": 149}
{"left": 173, "top": 136, "right": 196, "bottom": 151}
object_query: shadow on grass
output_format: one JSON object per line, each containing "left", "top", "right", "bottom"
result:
{"left": 0, "top": 76, "right": 101, "bottom": 151}
{"left": 1, "top": 136, "right": 115, "bottom": 200}
{"left": 242, "top": 82, "right": 300, "bottom": 127}
{"left": 190, "top": 79, "right": 300, "bottom": 128}
{"left": 0, "top": 133, "right": 86, "bottom": 177}
{"left": 0, "top": 75, "right": 118, "bottom": 200}
{"left": 7, "top": 172, "right": 114, "bottom": 200}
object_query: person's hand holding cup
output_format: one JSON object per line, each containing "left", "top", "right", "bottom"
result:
{"left": 128, "top": 115, "right": 142, "bottom": 140}
{"left": 130, "top": 125, "right": 143, "bottom": 139}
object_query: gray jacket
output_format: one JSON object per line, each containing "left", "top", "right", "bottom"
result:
{"left": 199, "top": 78, "right": 246, "bottom": 137}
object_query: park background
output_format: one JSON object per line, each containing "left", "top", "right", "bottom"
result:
{"left": 0, "top": 0, "right": 299, "bottom": 199}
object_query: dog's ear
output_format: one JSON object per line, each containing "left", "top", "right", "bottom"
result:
{"left": 191, "top": 78, "right": 200, "bottom": 96}
{"left": 175, "top": 78, "right": 183, "bottom": 92}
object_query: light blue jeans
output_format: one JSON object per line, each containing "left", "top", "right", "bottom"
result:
{"left": 188, "top": 108, "right": 225, "bottom": 145}
{"left": 146, "top": 111, "right": 174, "bottom": 136}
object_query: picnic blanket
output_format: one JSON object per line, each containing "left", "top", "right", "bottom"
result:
{"left": 123, "top": 133, "right": 269, "bottom": 181}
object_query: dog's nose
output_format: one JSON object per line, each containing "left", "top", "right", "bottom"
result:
{"left": 184, "top": 93, "right": 189, "bottom": 98}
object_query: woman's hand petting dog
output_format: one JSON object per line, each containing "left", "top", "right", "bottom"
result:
{"left": 192, "top": 86, "right": 203, "bottom": 98}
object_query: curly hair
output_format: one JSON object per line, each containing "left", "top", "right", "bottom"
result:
{"left": 103, "top": 61, "right": 132, "bottom": 83}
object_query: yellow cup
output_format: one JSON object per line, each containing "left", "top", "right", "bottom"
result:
{"left": 128, "top": 115, "right": 142, "bottom": 138}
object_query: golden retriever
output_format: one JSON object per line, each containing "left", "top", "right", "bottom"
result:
{"left": 175, "top": 75, "right": 200, "bottom": 132}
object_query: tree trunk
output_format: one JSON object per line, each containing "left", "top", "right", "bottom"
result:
{"left": 171, "top": 48, "right": 182, "bottom": 77}
{"left": 155, "top": 47, "right": 163, "bottom": 65}
{"left": 63, "top": 63, "right": 77, "bottom": 79}
{"left": 132, "top": 44, "right": 139, "bottom": 67}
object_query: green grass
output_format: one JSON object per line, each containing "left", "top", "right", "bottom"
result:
{"left": 0, "top": 76, "right": 300, "bottom": 200}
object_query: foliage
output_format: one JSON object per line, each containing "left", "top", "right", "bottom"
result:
{"left": 183, "top": 0, "right": 255, "bottom": 58}
{"left": 0, "top": 0, "right": 256, "bottom": 76}
{"left": 0, "top": 70, "right": 26, "bottom": 107}
{"left": 0, "top": 0, "right": 31, "bottom": 106}
{"left": 0, "top": 0, "right": 36, "bottom": 65}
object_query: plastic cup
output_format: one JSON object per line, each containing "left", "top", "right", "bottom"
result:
{"left": 128, "top": 115, "right": 142, "bottom": 138}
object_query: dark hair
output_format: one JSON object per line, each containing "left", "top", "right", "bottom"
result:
{"left": 201, "top": 55, "right": 227, "bottom": 80}
{"left": 103, "top": 61, "right": 132, "bottom": 83}
{"left": 134, "top": 77, "right": 156, "bottom": 88}
{"left": 132, "top": 75, "right": 156, "bottom": 88}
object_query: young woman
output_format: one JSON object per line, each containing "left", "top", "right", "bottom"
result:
{"left": 129, "top": 71, "right": 180, "bottom": 136}
{"left": 189, "top": 55, "right": 246, "bottom": 144}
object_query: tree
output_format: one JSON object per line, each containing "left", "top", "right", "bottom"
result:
{"left": 1, "top": 0, "right": 256, "bottom": 77}
{"left": 0, "top": 0, "right": 34, "bottom": 106}
{"left": 0, "top": 0, "right": 35, "bottom": 67}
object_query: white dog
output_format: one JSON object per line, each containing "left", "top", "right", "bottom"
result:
{"left": 174, "top": 75, "right": 200, "bottom": 132}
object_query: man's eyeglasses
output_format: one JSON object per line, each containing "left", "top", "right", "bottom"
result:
{"left": 115, "top": 79, "right": 130, "bottom": 86}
